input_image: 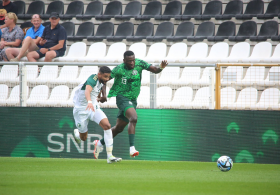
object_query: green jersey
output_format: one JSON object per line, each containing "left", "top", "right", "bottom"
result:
{"left": 108, "top": 58, "right": 151, "bottom": 100}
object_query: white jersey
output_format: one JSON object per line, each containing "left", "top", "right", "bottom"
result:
{"left": 73, "top": 74, "right": 103, "bottom": 108}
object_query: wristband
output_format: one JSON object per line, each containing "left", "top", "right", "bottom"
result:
{"left": 88, "top": 100, "right": 92, "bottom": 104}
{"left": 159, "top": 64, "right": 164, "bottom": 70}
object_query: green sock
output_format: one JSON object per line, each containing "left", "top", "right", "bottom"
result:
{"left": 100, "top": 138, "right": 105, "bottom": 145}
{"left": 129, "top": 134, "right": 135, "bottom": 147}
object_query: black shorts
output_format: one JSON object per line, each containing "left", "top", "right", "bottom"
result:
{"left": 36, "top": 49, "right": 65, "bottom": 58}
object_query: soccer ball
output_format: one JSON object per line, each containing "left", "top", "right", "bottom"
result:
{"left": 217, "top": 156, "right": 233, "bottom": 172}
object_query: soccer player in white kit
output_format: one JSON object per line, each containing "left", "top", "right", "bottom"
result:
{"left": 73, "top": 66, "right": 122, "bottom": 164}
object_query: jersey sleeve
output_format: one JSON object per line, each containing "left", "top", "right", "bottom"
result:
{"left": 110, "top": 66, "right": 118, "bottom": 79}
{"left": 85, "top": 74, "right": 98, "bottom": 88}
{"left": 138, "top": 59, "right": 151, "bottom": 70}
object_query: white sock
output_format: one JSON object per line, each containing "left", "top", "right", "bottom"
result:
{"left": 97, "top": 140, "right": 103, "bottom": 147}
{"left": 130, "top": 146, "right": 135, "bottom": 152}
{"left": 104, "top": 129, "right": 113, "bottom": 158}
{"left": 74, "top": 130, "right": 81, "bottom": 141}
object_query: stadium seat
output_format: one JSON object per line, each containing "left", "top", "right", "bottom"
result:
{"left": 155, "top": 0, "right": 182, "bottom": 20}
{"left": 192, "top": 67, "right": 215, "bottom": 85}
{"left": 0, "top": 84, "right": 8, "bottom": 102}
{"left": 174, "top": 67, "right": 201, "bottom": 86}
{"left": 14, "top": 1, "right": 25, "bottom": 15}
{"left": 157, "top": 86, "right": 172, "bottom": 108}
{"left": 199, "top": 42, "right": 229, "bottom": 63}
{"left": 129, "top": 43, "right": 147, "bottom": 59}
{"left": 178, "top": 42, "right": 208, "bottom": 63}
{"left": 77, "top": 42, "right": 106, "bottom": 62}
{"left": 236, "top": 0, "right": 264, "bottom": 20}
{"left": 163, "top": 87, "right": 193, "bottom": 109}
{"left": 251, "top": 88, "right": 280, "bottom": 110}
{"left": 49, "top": 66, "right": 78, "bottom": 85}
{"left": 0, "top": 65, "right": 18, "bottom": 83}
{"left": 41, "top": 1, "right": 64, "bottom": 20}
{"left": 221, "top": 66, "right": 243, "bottom": 86}
{"left": 164, "top": 42, "right": 187, "bottom": 63}
{"left": 220, "top": 42, "right": 251, "bottom": 63}
{"left": 146, "top": 22, "right": 174, "bottom": 42}
{"left": 175, "top": 1, "right": 202, "bottom": 20}
{"left": 69, "top": 66, "right": 98, "bottom": 85}
{"left": 18, "top": 1, "right": 45, "bottom": 20}
{"left": 228, "top": 21, "right": 257, "bottom": 42}
{"left": 263, "top": 67, "right": 280, "bottom": 87}
{"left": 26, "top": 85, "right": 49, "bottom": 107}
{"left": 42, "top": 22, "right": 50, "bottom": 27}
{"left": 236, "top": 66, "right": 266, "bottom": 86}
{"left": 241, "top": 42, "right": 272, "bottom": 63}
{"left": 56, "top": 42, "right": 87, "bottom": 62}
{"left": 61, "top": 22, "right": 75, "bottom": 37}
{"left": 2, "top": 85, "right": 29, "bottom": 106}
{"left": 60, "top": 86, "right": 80, "bottom": 107}
{"left": 135, "top": 1, "right": 162, "bottom": 20}
{"left": 76, "top": 1, "right": 103, "bottom": 20}
{"left": 157, "top": 67, "right": 180, "bottom": 86}
{"left": 107, "top": 22, "right": 134, "bottom": 41}
{"left": 221, "top": 87, "right": 236, "bottom": 109}
{"left": 41, "top": 85, "right": 69, "bottom": 107}
{"left": 95, "top": 1, "right": 122, "bottom": 20}
{"left": 250, "top": 21, "right": 278, "bottom": 41}
{"left": 227, "top": 87, "right": 258, "bottom": 109}
{"left": 29, "top": 65, "right": 58, "bottom": 84}
{"left": 207, "top": 21, "right": 235, "bottom": 42}
{"left": 195, "top": 0, "right": 222, "bottom": 20}
{"left": 215, "top": 0, "right": 243, "bottom": 20}
{"left": 115, "top": 1, "right": 141, "bottom": 20}
{"left": 187, "top": 21, "right": 215, "bottom": 42}
{"left": 257, "top": 0, "right": 280, "bottom": 19}
{"left": 20, "top": 21, "right": 32, "bottom": 30}
{"left": 67, "top": 22, "right": 94, "bottom": 41}
{"left": 87, "top": 22, "right": 114, "bottom": 41}
{"left": 61, "top": 1, "right": 84, "bottom": 20}
{"left": 137, "top": 86, "right": 150, "bottom": 108}
{"left": 98, "top": 42, "right": 126, "bottom": 63}
{"left": 143, "top": 43, "right": 167, "bottom": 63}
{"left": 185, "top": 87, "right": 209, "bottom": 109}
{"left": 127, "top": 22, "right": 154, "bottom": 42}
{"left": 167, "top": 22, "right": 194, "bottom": 42}
{"left": 262, "top": 44, "right": 280, "bottom": 63}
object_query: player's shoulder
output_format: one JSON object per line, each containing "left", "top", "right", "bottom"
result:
{"left": 87, "top": 74, "right": 98, "bottom": 83}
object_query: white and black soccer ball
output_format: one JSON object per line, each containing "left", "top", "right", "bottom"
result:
{"left": 217, "top": 156, "right": 233, "bottom": 172}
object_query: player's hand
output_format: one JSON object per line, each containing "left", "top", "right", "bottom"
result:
{"left": 86, "top": 103, "right": 95, "bottom": 112}
{"left": 160, "top": 60, "right": 168, "bottom": 69}
{"left": 40, "top": 48, "right": 48, "bottom": 54}
{"left": 97, "top": 97, "right": 107, "bottom": 103}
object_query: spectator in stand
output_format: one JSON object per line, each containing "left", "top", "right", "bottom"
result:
{"left": 6, "top": 14, "right": 45, "bottom": 61}
{"left": 27, "top": 12, "right": 67, "bottom": 62}
{"left": 0, "top": 0, "right": 18, "bottom": 29}
{"left": 0, "top": 12, "right": 24, "bottom": 61}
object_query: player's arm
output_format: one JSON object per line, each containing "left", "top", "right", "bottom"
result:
{"left": 97, "top": 85, "right": 107, "bottom": 103}
{"left": 85, "top": 85, "right": 95, "bottom": 111}
{"left": 147, "top": 60, "right": 168, "bottom": 74}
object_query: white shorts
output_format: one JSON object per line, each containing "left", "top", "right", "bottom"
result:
{"left": 73, "top": 106, "right": 107, "bottom": 133}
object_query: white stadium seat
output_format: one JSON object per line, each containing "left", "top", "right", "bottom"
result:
{"left": 10, "top": 65, "right": 39, "bottom": 84}
{"left": 0, "top": 84, "right": 8, "bottom": 103}
{"left": 78, "top": 42, "right": 107, "bottom": 62}
{"left": 251, "top": 88, "right": 280, "bottom": 110}
{"left": 98, "top": 42, "right": 126, "bottom": 63}
{"left": 49, "top": 66, "right": 78, "bottom": 84}
{"left": 227, "top": 87, "right": 258, "bottom": 109}
{"left": 2, "top": 85, "right": 29, "bottom": 106}
{"left": 41, "top": 85, "right": 69, "bottom": 107}
{"left": 129, "top": 42, "right": 147, "bottom": 59}
{"left": 174, "top": 67, "right": 201, "bottom": 86}
{"left": 163, "top": 87, "right": 193, "bottom": 109}
{"left": 164, "top": 42, "right": 187, "bottom": 63}
{"left": 185, "top": 87, "right": 209, "bottom": 109}
{"left": 236, "top": 66, "right": 265, "bottom": 86}
{"left": 0, "top": 65, "right": 18, "bottom": 83}
{"left": 29, "top": 65, "right": 58, "bottom": 84}
{"left": 26, "top": 85, "right": 49, "bottom": 107}
{"left": 143, "top": 43, "right": 167, "bottom": 63}
{"left": 69, "top": 66, "right": 98, "bottom": 85}
{"left": 157, "top": 86, "right": 172, "bottom": 108}
{"left": 263, "top": 67, "right": 280, "bottom": 87}
{"left": 262, "top": 43, "right": 280, "bottom": 63}
{"left": 56, "top": 42, "right": 87, "bottom": 62}
{"left": 220, "top": 42, "right": 250, "bottom": 63}
{"left": 137, "top": 86, "right": 150, "bottom": 108}
{"left": 178, "top": 42, "right": 208, "bottom": 63}
{"left": 60, "top": 86, "right": 80, "bottom": 107}
{"left": 157, "top": 67, "right": 180, "bottom": 86}
{"left": 192, "top": 67, "right": 215, "bottom": 85}
{"left": 221, "top": 66, "right": 243, "bottom": 86}
{"left": 241, "top": 42, "right": 272, "bottom": 63}
{"left": 141, "top": 70, "right": 150, "bottom": 85}
{"left": 199, "top": 42, "right": 229, "bottom": 63}
{"left": 221, "top": 87, "right": 236, "bottom": 109}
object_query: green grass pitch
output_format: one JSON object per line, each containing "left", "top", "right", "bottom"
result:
{"left": 0, "top": 157, "right": 279, "bottom": 195}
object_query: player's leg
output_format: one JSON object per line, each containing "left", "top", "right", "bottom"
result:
{"left": 73, "top": 107, "right": 89, "bottom": 144}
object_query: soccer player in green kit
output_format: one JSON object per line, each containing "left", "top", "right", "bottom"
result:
{"left": 93, "top": 50, "right": 168, "bottom": 159}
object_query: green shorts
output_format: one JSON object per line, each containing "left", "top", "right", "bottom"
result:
{"left": 116, "top": 95, "right": 137, "bottom": 123}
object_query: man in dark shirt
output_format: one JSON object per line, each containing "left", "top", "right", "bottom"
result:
{"left": 0, "top": 0, "right": 18, "bottom": 28}
{"left": 27, "top": 12, "right": 67, "bottom": 62}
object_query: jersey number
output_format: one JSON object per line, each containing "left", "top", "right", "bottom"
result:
{"left": 122, "top": 77, "right": 127, "bottom": 85}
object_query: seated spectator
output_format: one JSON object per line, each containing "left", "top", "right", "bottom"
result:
{"left": 0, "top": 12, "right": 24, "bottom": 61}
{"left": 0, "top": 0, "right": 18, "bottom": 29}
{"left": 7, "top": 14, "right": 45, "bottom": 61}
{"left": 27, "top": 12, "right": 67, "bottom": 62}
